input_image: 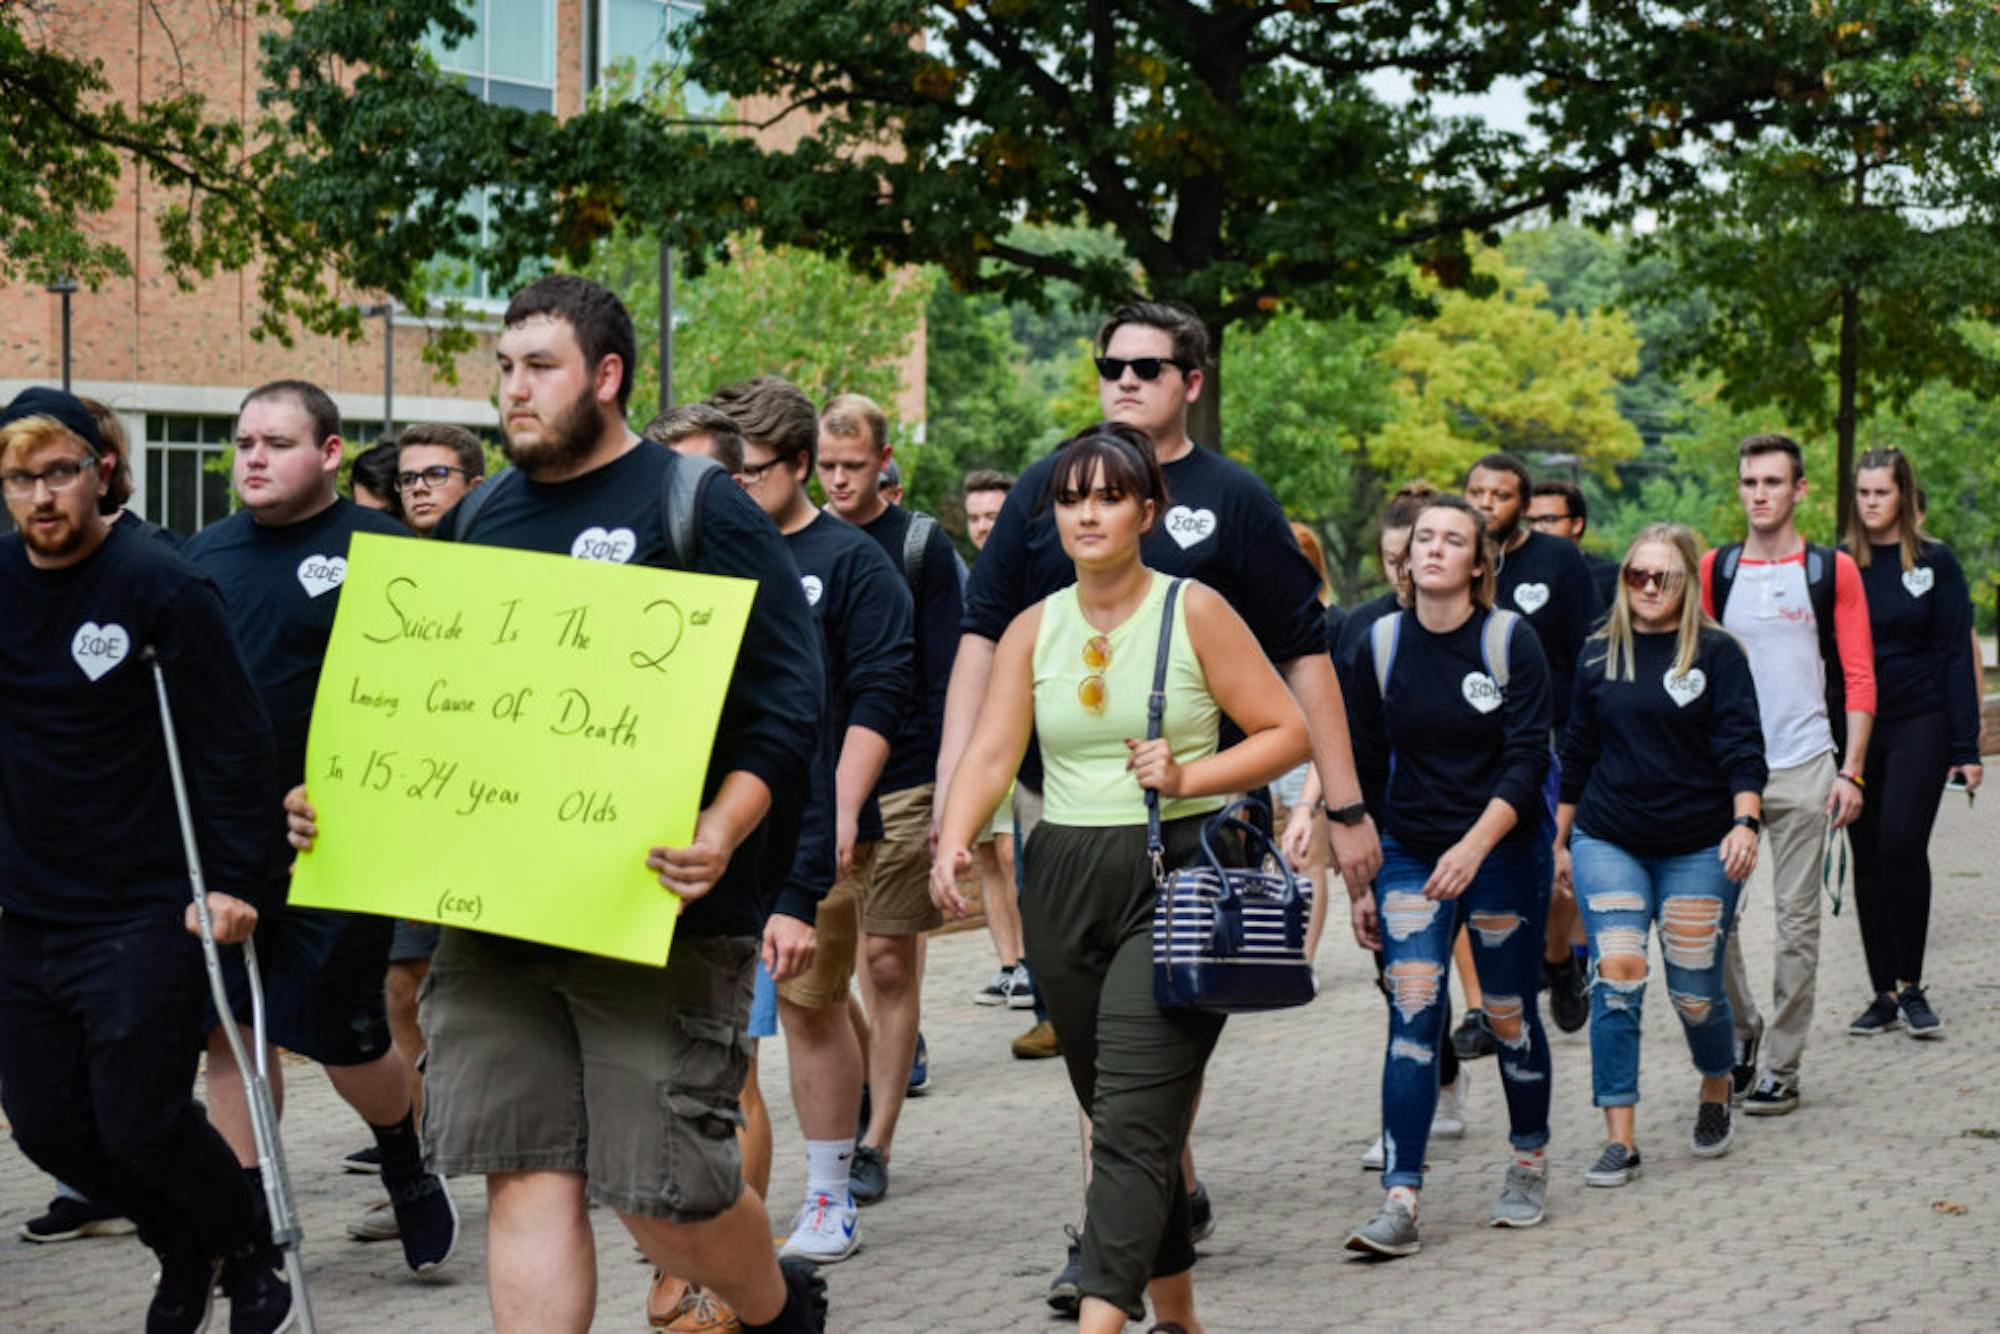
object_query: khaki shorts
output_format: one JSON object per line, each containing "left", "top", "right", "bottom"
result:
{"left": 775, "top": 841, "right": 876, "bottom": 1011}
{"left": 868, "top": 784, "right": 943, "bottom": 936}
{"left": 419, "top": 927, "right": 755, "bottom": 1222}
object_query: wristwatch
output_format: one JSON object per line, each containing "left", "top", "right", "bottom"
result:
{"left": 1318, "top": 799, "right": 1370, "bottom": 827}
{"left": 1733, "top": 814, "right": 1762, "bottom": 834}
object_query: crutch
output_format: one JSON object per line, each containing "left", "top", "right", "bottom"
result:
{"left": 143, "top": 646, "right": 317, "bottom": 1333}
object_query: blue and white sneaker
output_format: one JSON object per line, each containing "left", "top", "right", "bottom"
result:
{"left": 907, "top": 1032, "right": 931, "bottom": 1096}
{"left": 779, "top": 1191, "right": 862, "bottom": 1265}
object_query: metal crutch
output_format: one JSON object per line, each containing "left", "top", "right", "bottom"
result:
{"left": 144, "top": 647, "right": 317, "bottom": 1333}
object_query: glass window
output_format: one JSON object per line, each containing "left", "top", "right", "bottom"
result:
{"left": 596, "top": 0, "right": 718, "bottom": 114}
{"left": 142, "top": 415, "right": 237, "bottom": 536}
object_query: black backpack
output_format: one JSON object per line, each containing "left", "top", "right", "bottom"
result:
{"left": 445, "top": 444, "right": 724, "bottom": 568}
{"left": 1710, "top": 541, "right": 1847, "bottom": 746}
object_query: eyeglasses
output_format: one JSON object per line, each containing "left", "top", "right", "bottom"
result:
{"left": 1078, "top": 634, "right": 1112, "bottom": 715}
{"left": 394, "top": 465, "right": 473, "bottom": 492}
{"left": 1622, "top": 566, "right": 1685, "bottom": 593}
{"left": 1526, "top": 512, "right": 1576, "bottom": 528}
{"left": 1, "top": 457, "right": 97, "bottom": 497}
{"left": 1093, "top": 356, "right": 1192, "bottom": 383}
{"left": 739, "top": 457, "right": 784, "bottom": 488}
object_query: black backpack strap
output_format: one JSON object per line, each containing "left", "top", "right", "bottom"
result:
{"left": 1145, "top": 578, "right": 1188, "bottom": 886}
{"left": 446, "top": 467, "right": 521, "bottom": 543}
{"left": 659, "top": 448, "right": 724, "bottom": 570}
{"left": 902, "top": 511, "right": 938, "bottom": 602}
{"left": 1711, "top": 541, "right": 1744, "bottom": 618}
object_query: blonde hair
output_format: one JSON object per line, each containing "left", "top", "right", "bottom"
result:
{"left": 0, "top": 415, "right": 96, "bottom": 471}
{"left": 820, "top": 392, "right": 888, "bottom": 453}
{"left": 1601, "top": 523, "right": 1714, "bottom": 682}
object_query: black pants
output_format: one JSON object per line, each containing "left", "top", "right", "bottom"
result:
{"left": 1849, "top": 710, "right": 1952, "bottom": 994}
{"left": 0, "top": 911, "right": 261, "bottom": 1261}
{"left": 1020, "top": 815, "right": 1227, "bottom": 1321}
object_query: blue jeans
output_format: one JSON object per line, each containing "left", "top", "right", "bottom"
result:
{"left": 1376, "top": 832, "right": 1553, "bottom": 1189}
{"left": 1572, "top": 833, "right": 1740, "bottom": 1108}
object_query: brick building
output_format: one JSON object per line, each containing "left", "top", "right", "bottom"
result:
{"left": 2, "top": 1, "right": 922, "bottom": 534}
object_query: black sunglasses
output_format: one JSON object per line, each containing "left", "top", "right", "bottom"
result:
{"left": 1094, "top": 356, "right": 1193, "bottom": 382}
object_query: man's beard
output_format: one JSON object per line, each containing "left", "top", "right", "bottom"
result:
{"left": 1488, "top": 507, "right": 1520, "bottom": 544}
{"left": 503, "top": 386, "right": 604, "bottom": 476}
{"left": 18, "top": 506, "right": 86, "bottom": 561}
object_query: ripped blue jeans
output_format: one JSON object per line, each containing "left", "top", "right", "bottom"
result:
{"left": 1375, "top": 833, "right": 1553, "bottom": 1189}
{"left": 1572, "top": 832, "right": 1740, "bottom": 1107}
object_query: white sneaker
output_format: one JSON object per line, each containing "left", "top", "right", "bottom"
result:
{"left": 1360, "top": 1134, "right": 1385, "bottom": 1171}
{"left": 345, "top": 1198, "right": 399, "bottom": 1241}
{"left": 1432, "top": 1078, "right": 1469, "bottom": 1139}
{"left": 778, "top": 1191, "right": 862, "bottom": 1265}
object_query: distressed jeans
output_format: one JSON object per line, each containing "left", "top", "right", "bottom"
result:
{"left": 1572, "top": 833, "right": 1741, "bottom": 1107}
{"left": 1374, "top": 832, "right": 1553, "bottom": 1190}
{"left": 1722, "top": 753, "right": 1834, "bottom": 1083}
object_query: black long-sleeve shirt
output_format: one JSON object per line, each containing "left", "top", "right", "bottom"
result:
{"left": 0, "top": 524, "right": 281, "bottom": 923}
{"left": 1559, "top": 627, "right": 1767, "bottom": 857}
{"left": 779, "top": 511, "right": 916, "bottom": 922}
{"left": 432, "top": 442, "right": 823, "bottom": 939}
{"left": 963, "top": 441, "right": 1328, "bottom": 788}
{"left": 1495, "top": 529, "right": 1602, "bottom": 730}
{"left": 1854, "top": 541, "right": 1982, "bottom": 765}
{"left": 1345, "top": 606, "right": 1553, "bottom": 855}
{"left": 857, "top": 504, "right": 960, "bottom": 794}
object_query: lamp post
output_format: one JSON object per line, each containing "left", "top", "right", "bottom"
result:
{"left": 358, "top": 301, "right": 396, "bottom": 438}
{"left": 658, "top": 240, "right": 675, "bottom": 410}
{"left": 46, "top": 277, "right": 78, "bottom": 392}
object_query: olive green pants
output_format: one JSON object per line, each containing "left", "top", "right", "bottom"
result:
{"left": 1020, "top": 815, "right": 1226, "bottom": 1320}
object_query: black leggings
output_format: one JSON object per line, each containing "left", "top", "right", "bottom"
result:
{"left": 1848, "top": 710, "right": 1952, "bottom": 994}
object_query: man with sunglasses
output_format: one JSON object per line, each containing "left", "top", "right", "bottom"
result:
{"left": 395, "top": 422, "right": 486, "bottom": 535}
{"left": 937, "top": 299, "right": 1381, "bottom": 1310}
{"left": 1527, "top": 479, "right": 1619, "bottom": 608}
{"left": 183, "top": 379, "right": 462, "bottom": 1274}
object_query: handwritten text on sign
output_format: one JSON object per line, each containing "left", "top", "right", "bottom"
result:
{"left": 287, "top": 533, "right": 755, "bottom": 966}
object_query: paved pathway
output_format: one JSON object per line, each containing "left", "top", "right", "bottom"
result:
{"left": 5, "top": 793, "right": 1999, "bottom": 1330}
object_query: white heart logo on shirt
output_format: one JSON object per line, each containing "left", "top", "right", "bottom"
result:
{"left": 71, "top": 621, "right": 130, "bottom": 682}
{"left": 1902, "top": 567, "right": 1934, "bottom": 598}
{"left": 1164, "top": 505, "right": 1217, "bottom": 550}
{"left": 1461, "top": 671, "right": 1502, "bottom": 714}
{"left": 570, "top": 527, "right": 637, "bottom": 563}
{"left": 1663, "top": 667, "right": 1708, "bottom": 708}
{"left": 800, "top": 575, "right": 824, "bottom": 607}
{"left": 295, "top": 554, "right": 347, "bottom": 598}
{"left": 1513, "top": 582, "right": 1551, "bottom": 615}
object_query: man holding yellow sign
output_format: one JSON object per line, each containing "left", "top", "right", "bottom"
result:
{"left": 287, "top": 276, "right": 828, "bottom": 1333}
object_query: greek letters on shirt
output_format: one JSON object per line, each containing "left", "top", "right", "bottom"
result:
{"left": 296, "top": 553, "right": 347, "bottom": 598}
{"left": 801, "top": 574, "right": 824, "bottom": 607}
{"left": 1902, "top": 566, "right": 1934, "bottom": 598}
{"left": 1162, "top": 504, "right": 1218, "bottom": 550}
{"left": 70, "top": 620, "right": 130, "bottom": 681}
{"left": 570, "top": 526, "right": 638, "bottom": 563}
{"left": 1512, "top": 582, "right": 1551, "bottom": 615}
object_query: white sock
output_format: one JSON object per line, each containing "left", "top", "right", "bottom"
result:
{"left": 805, "top": 1138, "right": 854, "bottom": 1200}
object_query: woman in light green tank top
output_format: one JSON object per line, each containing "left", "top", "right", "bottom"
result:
{"left": 931, "top": 425, "right": 1307, "bottom": 1334}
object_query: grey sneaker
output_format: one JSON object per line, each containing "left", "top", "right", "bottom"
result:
{"left": 1344, "top": 1194, "right": 1421, "bottom": 1257}
{"left": 849, "top": 1144, "right": 889, "bottom": 1204}
{"left": 1489, "top": 1162, "right": 1548, "bottom": 1227}
{"left": 1584, "top": 1142, "right": 1641, "bottom": 1187}
{"left": 1691, "top": 1101, "right": 1734, "bottom": 1158}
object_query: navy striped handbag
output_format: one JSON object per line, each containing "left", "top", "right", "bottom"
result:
{"left": 1142, "top": 582, "right": 1317, "bottom": 1014}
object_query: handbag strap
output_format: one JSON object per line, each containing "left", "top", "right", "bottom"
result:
{"left": 1145, "top": 578, "right": 1187, "bottom": 886}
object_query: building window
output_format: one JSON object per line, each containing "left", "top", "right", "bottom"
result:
{"left": 143, "top": 415, "right": 236, "bottom": 537}
{"left": 595, "top": 0, "right": 718, "bottom": 114}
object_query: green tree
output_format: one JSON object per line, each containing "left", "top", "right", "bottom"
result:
{"left": 259, "top": 1, "right": 1949, "bottom": 437}
{"left": 1370, "top": 246, "right": 1643, "bottom": 486}
{"left": 1638, "top": 5, "right": 2000, "bottom": 537}
{"left": 923, "top": 284, "right": 1053, "bottom": 481}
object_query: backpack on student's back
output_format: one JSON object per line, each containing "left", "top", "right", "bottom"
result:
{"left": 1369, "top": 607, "right": 1522, "bottom": 701}
{"left": 899, "top": 510, "right": 967, "bottom": 601}
{"left": 1709, "top": 540, "right": 1847, "bottom": 745}
{"left": 446, "top": 446, "right": 724, "bottom": 568}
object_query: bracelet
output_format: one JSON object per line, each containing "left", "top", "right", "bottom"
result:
{"left": 1838, "top": 771, "right": 1865, "bottom": 790}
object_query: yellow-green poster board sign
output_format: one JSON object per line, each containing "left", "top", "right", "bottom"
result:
{"left": 288, "top": 533, "right": 755, "bottom": 966}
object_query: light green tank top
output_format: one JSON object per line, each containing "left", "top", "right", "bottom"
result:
{"left": 1032, "top": 571, "right": 1225, "bottom": 827}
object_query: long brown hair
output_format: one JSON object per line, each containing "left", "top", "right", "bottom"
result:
{"left": 1847, "top": 448, "right": 1923, "bottom": 573}
{"left": 1601, "top": 523, "right": 1715, "bottom": 682}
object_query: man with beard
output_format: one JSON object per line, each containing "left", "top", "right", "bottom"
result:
{"left": 933, "top": 300, "right": 1382, "bottom": 1310}
{"left": 183, "top": 379, "right": 460, "bottom": 1273}
{"left": 1465, "top": 452, "right": 1603, "bottom": 1036}
{"left": 1526, "top": 479, "right": 1619, "bottom": 608}
{"left": 0, "top": 389, "right": 292, "bottom": 1331}
{"left": 286, "top": 275, "right": 828, "bottom": 1333}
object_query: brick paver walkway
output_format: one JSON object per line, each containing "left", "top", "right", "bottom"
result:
{"left": 5, "top": 795, "right": 1998, "bottom": 1330}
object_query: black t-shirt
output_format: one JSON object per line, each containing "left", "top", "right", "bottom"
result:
{"left": 1345, "top": 606, "right": 1553, "bottom": 856}
{"left": 1322, "top": 603, "right": 1349, "bottom": 665}
{"left": 1335, "top": 592, "right": 1400, "bottom": 679}
{"left": 432, "top": 442, "right": 824, "bottom": 939}
{"left": 1559, "top": 627, "right": 1767, "bottom": 857}
{"left": 1853, "top": 541, "right": 1981, "bottom": 763}
{"left": 0, "top": 524, "right": 280, "bottom": 924}
{"left": 183, "top": 497, "right": 409, "bottom": 789}
{"left": 115, "top": 509, "right": 186, "bottom": 550}
{"left": 856, "top": 504, "right": 960, "bottom": 795}
{"left": 1585, "top": 552, "right": 1619, "bottom": 610}
{"left": 963, "top": 442, "right": 1326, "bottom": 786}
{"left": 780, "top": 511, "right": 915, "bottom": 920}
{"left": 1494, "top": 528, "right": 1603, "bottom": 729}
